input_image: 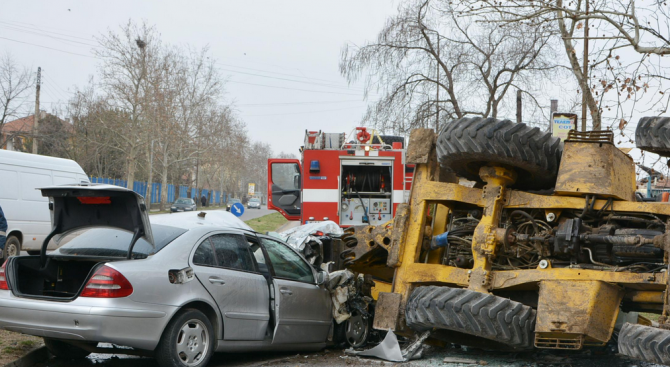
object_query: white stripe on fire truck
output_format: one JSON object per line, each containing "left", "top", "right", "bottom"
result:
{"left": 303, "top": 189, "right": 339, "bottom": 203}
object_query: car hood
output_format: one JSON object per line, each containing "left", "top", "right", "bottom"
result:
{"left": 40, "top": 184, "right": 154, "bottom": 253}
{"left": 172, "top": 203, "right": 192, "bottom": 207}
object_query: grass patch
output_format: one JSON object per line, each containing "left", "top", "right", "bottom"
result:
{"left": 641, "top": 312, "right": 662, "bottom": 322}
{"left": 245, "top": 213, "right": 289, "bottom": 234}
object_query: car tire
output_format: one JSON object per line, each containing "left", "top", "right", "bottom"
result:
{"left": 44, "top": 338, "right": 92, "bottom": 360}
{"left": 3, "top": 236, "right": 20, "bottom": 259}
{"left": 155, "top": 309, "right": 215, "bottom": 367}
{"left": 618, "top": 322, "right": 670, "bottom": 364}
{"left": 405, "top": 286, "right": 536, "bottom": 349}
{"left": 437, "top": 117, "right": 562, "bottom": 190}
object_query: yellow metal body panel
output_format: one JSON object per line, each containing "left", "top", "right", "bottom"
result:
{"left": 535, "top": 281, "right": 623, "bottom": 347}
{"left": 371, "top": 280, "right": 392, "bottom": 300}
{"left": 555, "top": 141, "right": 636, "bottom": 201}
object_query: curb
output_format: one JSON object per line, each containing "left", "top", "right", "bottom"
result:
{"left": 2, "top": 346, "right": 49, "bottom": 367}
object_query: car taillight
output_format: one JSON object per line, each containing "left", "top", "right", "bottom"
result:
{"left": 80, "top": 265, "right": 133, "bottom": 298}
{"left": 0, "top": 260, "right": 8, "bottom": 290}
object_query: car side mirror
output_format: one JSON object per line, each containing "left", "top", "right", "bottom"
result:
{"left": 316, "top": 270, "right": 329, "bottom": 286}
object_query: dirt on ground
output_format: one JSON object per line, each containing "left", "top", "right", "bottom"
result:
{"left": 0, "top": 330, "right": 42, "bottom": 365}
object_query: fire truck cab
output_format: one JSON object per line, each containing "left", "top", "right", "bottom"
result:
{"left": 268, "top": 127, "right": 412, "bottom": 227}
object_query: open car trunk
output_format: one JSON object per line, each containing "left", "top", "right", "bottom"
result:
{"left": 6, "top": 184, "right": 155, "bottom": 300}
{"left": 10, "top": 256, "right": 102, "bottom": 300}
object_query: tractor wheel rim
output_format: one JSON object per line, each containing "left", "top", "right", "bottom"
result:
{"left": 176, "top": 319, "right": 209, "bottom": 366}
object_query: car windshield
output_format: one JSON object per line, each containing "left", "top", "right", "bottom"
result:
{"left": 249, "top": 198, "right": 260, "bottom": 203}
{"left": 56, "top": 224, "right": 187, "bottom": 259}
{"left": 174, "top": 198, "right": 191, "bottom": 204}
{"left": 228, "top": 199, "right": 241, "bottom": 204}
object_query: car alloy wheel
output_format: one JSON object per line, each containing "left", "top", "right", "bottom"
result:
{"left": 156, "top": 309, "right": 214, "bottom": 367}
{"left": 176, "top": 319, "right": 209, "bottom": 366}
{"left": 345, "top": 311, "right": 370, "bottom": 348}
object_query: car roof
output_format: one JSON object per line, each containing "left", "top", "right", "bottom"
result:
{"left": 150, "top": 211, "right": 253, "bottom": 232}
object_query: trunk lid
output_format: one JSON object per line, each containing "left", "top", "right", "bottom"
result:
{"left": 39, "top": 184, "right": 154, "bottom": 260}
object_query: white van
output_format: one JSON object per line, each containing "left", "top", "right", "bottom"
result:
{"left": 0, "top": 150, "right": 89, "bottom": 256}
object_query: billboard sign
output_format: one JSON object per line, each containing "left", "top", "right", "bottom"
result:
{"left": 552, "top": 113, "right": 578, "bottom": 141}
{"left": 248, "top": 183, "right": 255, "bottom": 196}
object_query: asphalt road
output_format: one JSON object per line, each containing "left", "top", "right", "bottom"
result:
{"left": 235, "top": 204, "right": 276, "bottom": 221}
{"left": 33, "top": 344, "right": 659, "bottom": 367}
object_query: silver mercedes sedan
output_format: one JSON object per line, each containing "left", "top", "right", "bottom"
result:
{"left": 0, "top": 185, "right": 332, "bottom": 367}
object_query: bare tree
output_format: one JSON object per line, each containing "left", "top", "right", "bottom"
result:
{"left": 94, "top": 20, "right": 161, "bottom": 186}
{"left": 457, "top": 0, "right": 670, "bottom": 130}
{"left": 0, "top": 53, "right": 34, "bottom": 147}
{"left": 340, "top": 0, "right": 557, "bottom": 134}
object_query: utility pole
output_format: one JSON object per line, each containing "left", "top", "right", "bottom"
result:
{"left": 435, "top": 36, "right": 440, "bottom": 132}
{"left": 516, "top": 89, "right": 522, "bottom": 124}
{"left": 581, "top": 0, "right": 589, "bottom": 131}
{"left": 32, "top": 67, "right": 41, "bottom": 154}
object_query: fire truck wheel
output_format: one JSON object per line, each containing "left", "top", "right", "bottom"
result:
{"left": 405, "top": 286, "right": 535, "bottom": 350}
{"left": 618, "top": 322, "right": 670, "bottom": 365}
{"left": 636, "top": 116, "right": 670, "bottom": 156}
{"left": 437, "top": 117, "right": 562, "bottom": 190}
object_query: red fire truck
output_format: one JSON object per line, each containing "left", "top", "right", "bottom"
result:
{"left": 267, "top": 127, "right": 413, "bottom": 227}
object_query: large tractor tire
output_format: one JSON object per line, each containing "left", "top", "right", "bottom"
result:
{"left": 618, "top": 322, "right": 670, "bottom": 364}
{"left": 437, "top": 117, "right": 562, "bottom": 190}
{"left": 405, "top": 286, "right": 536, "bottom": 349}
{"left": 636, "top": 116, "right": 670, "bottom": 156}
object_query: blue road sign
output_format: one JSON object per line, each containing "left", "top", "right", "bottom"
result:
{"left": 231, "top": 202, "right": 245, "bottom": 217}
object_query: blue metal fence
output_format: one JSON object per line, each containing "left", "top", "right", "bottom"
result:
{"left": 88, "top": 177, "right": 223, "bottom": 205}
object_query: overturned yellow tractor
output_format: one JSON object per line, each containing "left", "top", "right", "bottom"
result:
{"left": 343, "top": 116, "right": 670, "bottom": 364}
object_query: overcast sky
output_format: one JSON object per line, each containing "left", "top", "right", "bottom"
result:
{"left": 2, "top": 1, "right": 398, "bottom": 156}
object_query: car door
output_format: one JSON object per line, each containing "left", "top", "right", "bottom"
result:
{"left": 190, "top": 232, "right": 270, "bottom": 341}
{"left": 259, "top": 236, "right": 331, "bottom": 344}
{"left": 267, "top": 159, "right": 302, "bottom": 221}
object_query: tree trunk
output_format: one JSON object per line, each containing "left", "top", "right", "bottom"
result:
{"left": 160, "top": 164, "right": 169, "bottom": 211}
{"left": 556, "top": 5, "right": 602, "bottom": 129}
{"left": 126, "top": 148, "right": 137, "bottom": 190}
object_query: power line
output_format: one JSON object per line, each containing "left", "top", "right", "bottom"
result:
{"left": 0, "top": 23, "right": 99, "bottom": 48}
{"left": 227, "top": 80, "right": 368, "bottom": 96}
{"left": 218, "top": 62, "right": 358, "bottom": 87}
{"left": 0, "top": 36, "right": 97, "bottom": 58}
{"left": 0, "top": 19, "right": 96, "bottom": 42}
{"left": 244, "top": 105, "right": 366, "bottom": 117}
{"left": 237, "top": 99, "right": 364, "bottom": 106}
{"left": 221, "top": 67, "right": 365, "bottom": 92}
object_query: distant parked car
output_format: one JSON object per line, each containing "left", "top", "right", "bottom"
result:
{"left": 247, "top": 198, "right": 261, "bottom": 209}
{"left": 170, "top": 197, "right": 197, "bottom": 212}
{"left": 0, "top": 185, "right": 332, "bottom": 367}
{"left": 226, "top": 198, "right": 241, "bottom": 211}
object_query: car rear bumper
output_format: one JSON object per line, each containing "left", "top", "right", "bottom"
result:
{"left": 0, "top": 292, "right": 175, "bottom": 351}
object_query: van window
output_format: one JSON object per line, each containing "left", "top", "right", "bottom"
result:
{"left": 20, "top": 172, "right": 51, "bottom": 202}
{"left": 0, "top": 170, "right": 18, "bottom": 199}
